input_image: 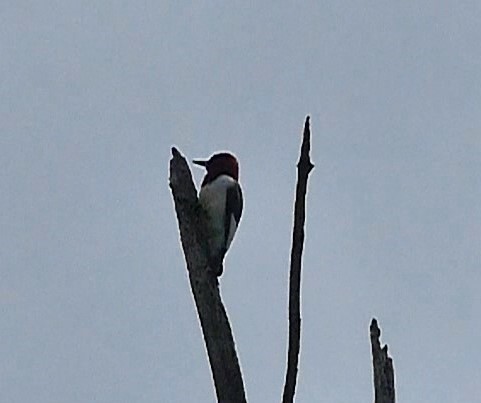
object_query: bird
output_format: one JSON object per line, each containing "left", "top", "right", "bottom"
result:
{"left": 193, "top": 152, "right": 243, "bottom": 276}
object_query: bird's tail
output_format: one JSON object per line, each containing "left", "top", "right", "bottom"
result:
{"left": 208, "top": 255, "right": 224, "bottom": 277}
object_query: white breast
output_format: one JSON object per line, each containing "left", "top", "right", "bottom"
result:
{"left": 198, "top": 175, "right": 238, "bottom": 255}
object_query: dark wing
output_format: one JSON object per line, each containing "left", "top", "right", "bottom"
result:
{"left": 224, "top": 183, "right": 243, "bottom": 248}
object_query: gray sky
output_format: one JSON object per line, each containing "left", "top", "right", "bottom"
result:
{"left": 1, "top": 2, "right": 480, "bottom": 402}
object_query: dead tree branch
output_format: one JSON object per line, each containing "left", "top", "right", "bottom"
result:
{"left": 169, "top": 147, "right": 247, "bottom": 403}
{"left": 282, "top": 117, "right": 315, "bottom": 403}
{"left": 370, "top": 318, "right": 395, "bottom": 403}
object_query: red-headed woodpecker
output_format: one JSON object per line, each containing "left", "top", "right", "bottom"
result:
{"left": 193, "top": 152, "right": 243, "bottom": 276}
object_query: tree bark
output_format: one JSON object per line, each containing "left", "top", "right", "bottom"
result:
{"left": 370, "top": 318, "right": 395, "bottom": 403}
{"left": 282, "top": 117, "right": 314, "bottom": 403}
{"left": 169, "top": 147, "right": 247, "bottom": 403}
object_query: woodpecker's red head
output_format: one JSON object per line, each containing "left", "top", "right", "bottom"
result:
{"left": 193, "top": 152, "right": 239, "bottom": 186}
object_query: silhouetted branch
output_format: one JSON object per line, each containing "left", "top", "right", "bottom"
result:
{"left": 370, "top": 318, "right": 395, "bottom": 403}
{"left": 282, "top": 117, "right": 314, "bottom": 403}
{"left": 169, "top": 147, "right": 247, "bottom": 403}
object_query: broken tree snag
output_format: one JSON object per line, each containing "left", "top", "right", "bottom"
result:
{"left": 169, "top": 147, "right": 247, "bottom": 403}
{"left": 370, "top": 318, "right": 396, "bottom": 403}
{"left": 282, "top": 117, "right": 315, "bottom": 403}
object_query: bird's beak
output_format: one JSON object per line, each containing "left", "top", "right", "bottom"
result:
{"left": 193, "top": 159, "right": 207, "bottom": 167}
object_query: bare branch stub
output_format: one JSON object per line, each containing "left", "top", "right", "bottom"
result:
{"left": 282, "top": 116, "right": 314, "bottom": 403}
{"left": 169, "top": 147, "right": 247, "bottom": 403}
{"left": 370, "top": 318, "right": 395, "bottom": 403}
{"left": 169, "top": 147, "right": 204, "bottom": 271}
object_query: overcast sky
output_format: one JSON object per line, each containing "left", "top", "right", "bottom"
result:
{"left": 1, "top": 2, "right": 480, "bottom": 402}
